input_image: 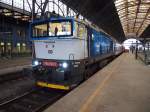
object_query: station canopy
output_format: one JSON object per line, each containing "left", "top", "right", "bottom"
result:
{"left": 0, "top": 0, "right": 150, "bottom": 42}
{"left": 115, "top": 0, "right": 150, "bottom": 38}
{"left": 60, "top": 0, "right": 126, "bottom": 43}
{"left": 0, "top": 0, "right": 78, "bottom": 21}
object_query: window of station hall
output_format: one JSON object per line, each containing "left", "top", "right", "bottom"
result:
{"left": 0, "top": 42, "right": 4, "bottom": 54}
{"left": 0, "top": 42, "right": 4, "bottom": 46}
{"left": 22, "top": 43, "right": 26, "bottom": 52}
{"left": 7, "top": 43, "right": 11, "bottom": 50}
{"left": 22, "top": 31, "right": 26, "bottom": 38}
{"left": 17, "top": 43, "right": 21, "bottom": 53}
{"left": 17, "top": 30, "right": 26, "bottom": 38}
{"left": 17, "top": 30, "right": 21, "bottom": 37}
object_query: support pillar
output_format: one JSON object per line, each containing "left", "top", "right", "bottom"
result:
{"left": 32, "top": 0, "right": 36, "bottom": 21}
{"left": 135, "top": 40, "right": 138, "bottom": 59}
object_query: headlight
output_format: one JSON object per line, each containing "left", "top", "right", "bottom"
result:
{"left": 33, "top": 60, "right": 39, "bottom": 66}
{"left": 62, "top": 62, "right": 68, "bottom": 68}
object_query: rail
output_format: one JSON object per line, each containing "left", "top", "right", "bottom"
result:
{"left": 0, "top": 88, "right": 66, "bottom": 112}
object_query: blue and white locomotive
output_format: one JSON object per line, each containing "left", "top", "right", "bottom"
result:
{"left": 30, "top": 17, "right": 123, "bottom": 90}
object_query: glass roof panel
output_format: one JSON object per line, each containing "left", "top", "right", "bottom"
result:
{"left": 141, "top": 0, "right": 150, "bottom": 3}
{"left": 0, "top": 0, "right": 80, "bottom": 21}
{"left": 115, "top": 0, "right": 150, "bottom": 37}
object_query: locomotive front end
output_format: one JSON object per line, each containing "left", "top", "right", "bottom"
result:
{"left": 30, "top": 18, "right": 88, "bottom": 90}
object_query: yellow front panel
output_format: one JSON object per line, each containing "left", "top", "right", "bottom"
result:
{"left": 37, "top": 82, "right": 70, "bottom": 90}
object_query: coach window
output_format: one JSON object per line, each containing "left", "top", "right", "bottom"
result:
{"left": 33, "top": 24, "right": 47, "bottom": 37}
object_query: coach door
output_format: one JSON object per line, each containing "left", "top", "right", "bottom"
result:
{"left": 87, "top": 27, "right": 92, "bottom": 57}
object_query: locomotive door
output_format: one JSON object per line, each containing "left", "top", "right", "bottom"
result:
{"left": 87, "top": 28, "right": 93, "bottom": 57}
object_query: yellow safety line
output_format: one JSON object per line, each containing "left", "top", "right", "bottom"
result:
{"left": 79, "top": 54, "right": 124, "bottom": 112}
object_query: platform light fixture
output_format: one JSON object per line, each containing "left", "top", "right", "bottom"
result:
{"left": 1, "top": 42, "right": 4, "bottom": 46}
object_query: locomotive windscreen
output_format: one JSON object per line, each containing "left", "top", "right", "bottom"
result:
{"left": 32, "top": 19, "right": 72, "bottom": 38}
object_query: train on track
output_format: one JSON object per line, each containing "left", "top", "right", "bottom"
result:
{"left": 30, "top": 17, "right": 124, "bottom": 90}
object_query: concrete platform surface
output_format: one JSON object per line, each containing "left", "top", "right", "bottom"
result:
{"left": 0, "top": 57, "right": 31, "bottom": 69}
{"left": 0, "top": 65, "right": 32, "bottom": 75}
{"left": 44, "top": 53, "right": 150, "bottom": 112}
{"left": 0, "top": 57, "right": 31, "bottom": 75}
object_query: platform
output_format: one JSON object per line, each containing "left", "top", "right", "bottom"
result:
{"left": 0, "top": 57, "right": 31, "bottom": 75}
{"left": 44, "top": 53, "right": 150, "bottom": 112}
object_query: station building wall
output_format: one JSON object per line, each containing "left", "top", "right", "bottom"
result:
{"left": 0, "top": 15, "right": 31, "bottom": 58}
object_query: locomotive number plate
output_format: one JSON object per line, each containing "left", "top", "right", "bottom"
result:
{"left": 42, "top": 61, "right": 58, "bottom": 67}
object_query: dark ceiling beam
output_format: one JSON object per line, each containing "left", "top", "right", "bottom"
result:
{"left": 0, "top": 1, "right": 31, "bottom": 15}
{"left": 41, "top": 0, "right": 49, "bottom": 17}
{"left": 93, "top": 0, "right": 114, "bottom": 19}
{"left": 140, "top": 25, "right": 150, "bottom": 38}
{"left": 136, "top": 7, "right": 150, "bottom": 36}
{"left": 26, "top": 0, "right": 32, "bottom": 11}
{"left": 75, "top": 0, "right": 89, "bottom": 16}
{"left": 54, "top": 0, "right": 126, "bottom": 42}
{"left": 133, "top": 0, "right": 141, "bottom": 33}
{"left": 96, "top": 2, "right": 125, "bottom": 42}
{"left": 125, "top": 0, "right": 129, "bottom": 33}
{"left": 32, "top": 0, "right": 36, "bottom": 21}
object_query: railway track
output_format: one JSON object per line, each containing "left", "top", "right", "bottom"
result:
{"left": 0, "top": 88, "right": 66, "bottom": 112}
{"left": 0, "top": 70, "right": 35, "bottom": 104}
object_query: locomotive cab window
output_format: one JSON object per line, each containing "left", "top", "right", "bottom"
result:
{"left": 49, "top": 21, "right": 72, "bottom": 37}
{"left": 32, "top": 20, "right": 72, "bottom": 38}
{"left": 33, "top": 24, "right": 47, "bottom": 37}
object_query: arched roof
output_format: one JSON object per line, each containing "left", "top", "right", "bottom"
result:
{"left": 115, "top": 0, "right": 150, "bottom": 38}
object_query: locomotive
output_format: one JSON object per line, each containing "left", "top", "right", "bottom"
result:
{"left": 30, "top": 17, "right": 123, "bottom": 90}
